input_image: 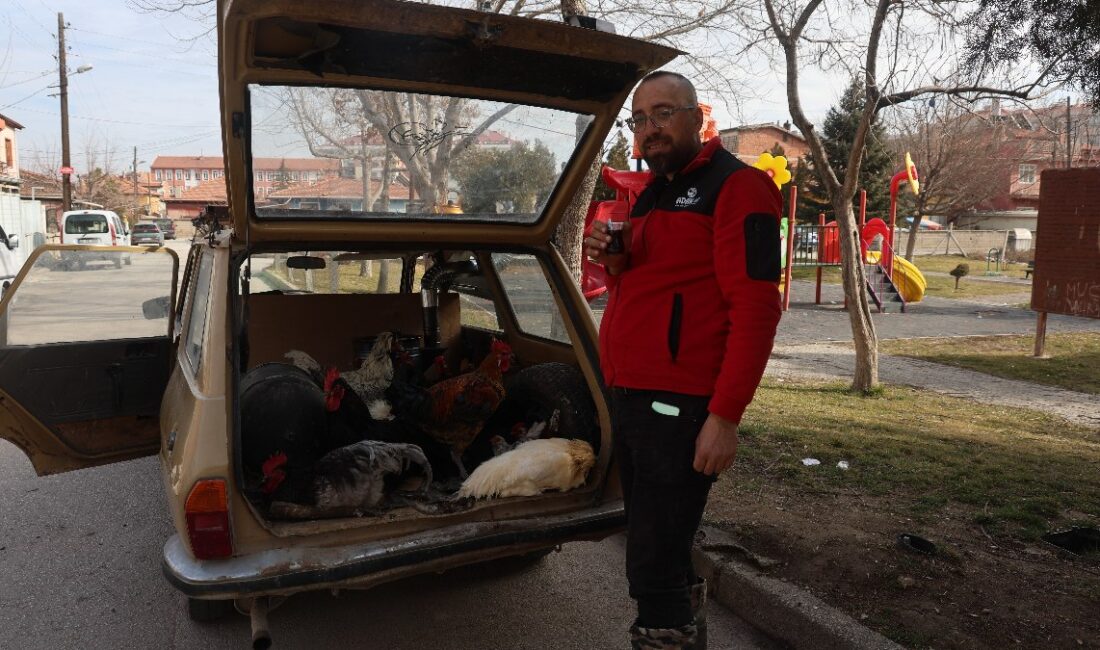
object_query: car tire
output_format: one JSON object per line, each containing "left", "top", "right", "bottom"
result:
{"left": 504, "top": 362, "right": 599, "bottom": 450}
{"left": 187, "top": 597, "right": 234, "bottom": 623}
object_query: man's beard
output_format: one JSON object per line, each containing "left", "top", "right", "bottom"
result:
{"left": 642, "top": 139, "right": 698, "bottom": 177}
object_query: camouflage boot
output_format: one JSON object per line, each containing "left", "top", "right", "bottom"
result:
{"left": 690, "top": 578, "right": 707, "bottom": 649}
{"left": 629, "top": 622, "right": 699, "bottom": 649}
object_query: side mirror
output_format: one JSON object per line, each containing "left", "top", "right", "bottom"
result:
{"left": 142, "top": 296, "right": 172, "bottom": 320}
{"left": 7, "top": 234, "right": 17, "bottom": 250}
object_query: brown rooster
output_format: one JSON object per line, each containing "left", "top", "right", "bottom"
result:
{"left": 397, "top": 340, "right": 512, "bottom": 478}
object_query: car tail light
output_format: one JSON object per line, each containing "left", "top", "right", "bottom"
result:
{"left": 109, "top": 222, "right": 117, "bottom": 246}
{"left": 185, "top": 479, "right": 234, "bottom": 560}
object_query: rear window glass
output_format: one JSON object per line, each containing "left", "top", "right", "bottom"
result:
{"left": 64, "top": 215, "right": 108, "bottom": 234}
{"left": 248, "top": 84, "right": 593, "bottom": 225}
{"left": 133, "top": 224, "right": 159, "bottom": 233}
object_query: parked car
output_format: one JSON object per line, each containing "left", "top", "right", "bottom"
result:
{"left": 131, "top": 221, "right": 165, "bottom": 246}
{"left": 155, "top": 218, "right": 177, "bottom": 240}
{"left": 0, "top": 0, "right": 675, "bottom": 644}
{"left": 58, "top": 209, "right": 132, "bottom": 269}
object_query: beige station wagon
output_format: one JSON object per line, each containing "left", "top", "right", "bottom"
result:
{"left": 0, "top": 0, "right": 676, "bottom": 644}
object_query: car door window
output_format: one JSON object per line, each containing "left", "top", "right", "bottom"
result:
{"left": 492, "top": 253, "right": 568, "bottom": 343}
{"left": 2, "top": 249, "right": 175, "bottom": 346}
{"left": 184, "top": 251, "right": 214, "bottom": 373}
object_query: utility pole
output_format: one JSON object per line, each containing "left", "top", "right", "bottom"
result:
{"left": 58, "top": 12, "right": 71, "bottom": 213}
{"left": 133, "top": 146, "right": 139, "bottom": 219}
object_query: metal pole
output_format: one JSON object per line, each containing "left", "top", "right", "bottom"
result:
{"left": 1034, "top": 311, "right": 1048, "bottom": 357}
{"left": 782, "top": 185, "right": 796, "bottom": 311}
{"left": 133, "top": 146, "right": 139, "bottom": 220}
{"left": 58, "top": 13, "right": 71, "bottom": 213}
{"left": 815, "top": 212, "right": 824, "bottom": 305}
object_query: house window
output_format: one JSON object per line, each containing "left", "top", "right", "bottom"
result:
{"left": 266, "top": 172, "right": 273, "bottom": 181}
{"left": 4, "top": 138, "right": 12, "bottom": 166}
{"left": 185, "top": 169, "right": 191, "bottom": 181}
{"left": 1019, "top": 164, "right": 1036, "bottom": 184}
{"left": 202, "top": 170, "right": 210, "bottom": 181}
{"left": 176, "top": 170, "right": 183, "bottom": 181}
{"left": 155, "top": 170, "right": 162, "bottom": 181}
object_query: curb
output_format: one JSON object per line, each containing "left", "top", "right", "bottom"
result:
{"left": 692, "top": 526, "right": 903, "bottom": 650}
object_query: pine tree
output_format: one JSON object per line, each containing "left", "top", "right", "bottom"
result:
{"left": 793, "top": 155, "right": 831, "bottom": 223}
{"left": 592, "top": 131, "right": 631, "bottom": 201}
{"left": 821, "top": 78, "right": 895, "bottom": 220}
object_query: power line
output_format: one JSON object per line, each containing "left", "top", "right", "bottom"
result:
{"left": 12, "top": 106, "right": 217, "bottom": 128}
{"left": 0, "top": 83, "right": 53, "bottom": 110}
{"left": 0, "top": 68, "right": 54, "bottom": 89}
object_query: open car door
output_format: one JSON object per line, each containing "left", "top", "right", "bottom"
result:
{"left": 0, "top": 245, "right": 178, "bottom": 475}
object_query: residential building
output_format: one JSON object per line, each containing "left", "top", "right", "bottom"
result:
{"left": 719, "top": 122, "right": 810, "bottom": 166}
{"left": 150, "top": 156, "right": 341, "bottom": 201}
{"left": 265, "top": 176, "right": 410, "bottom": 212}
{"left": 0, "top": 113, "right": 25, "bottom": 196}
{"left": 956, "top": 101, "right": 1100, "bottom": 229}
{"left": 162, "top": 178, "right": 227, "bottom": 221}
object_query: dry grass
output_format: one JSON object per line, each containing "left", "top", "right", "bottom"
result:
{"left": 736, "top": 379, "right": 1100, "bottom": 538}
{"left": 881, "top": 333, "right": 1100, "bottom": 395}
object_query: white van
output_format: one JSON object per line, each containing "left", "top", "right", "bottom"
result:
{"left": 59, "top": 210, "right": 132, "bottom": 269}
{"left": 0, "top": 223, "right": 20, "bottom": 298}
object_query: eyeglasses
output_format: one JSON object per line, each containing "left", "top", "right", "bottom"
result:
{"left": 624, "top": 106, "right": 696, "bottom": 133}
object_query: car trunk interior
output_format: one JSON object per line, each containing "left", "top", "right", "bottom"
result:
{"left": 232, "top": 247, "right": 609, "bottom": 534}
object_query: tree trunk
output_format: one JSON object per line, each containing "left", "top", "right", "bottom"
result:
{"left": 555, "top": 159, "right": 599, "bottom": 285}
{"left": 833, "top": 198, "right": 879, "bottom": 392}
{"left": 904, "top": 212, "right": 924, "bottom": 260}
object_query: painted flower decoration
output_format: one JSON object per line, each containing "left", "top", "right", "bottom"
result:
{"left": 753, "top": 152, "right": 792, "bottom": 189}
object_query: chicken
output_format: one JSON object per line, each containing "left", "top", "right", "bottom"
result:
{"left": 491, "top": 420, "right": 548, "bottom": 456}
{"left": 397, "top": 340, "right": 513, "bottom": 478}
{"left": 286, "top": 331, "right": 396, "bottom": 420}
{"left": 262, "top": 440, "right": 433, "bottom": 518}
{"left": 456, "top": 438, "right": 595, "bottom": 499}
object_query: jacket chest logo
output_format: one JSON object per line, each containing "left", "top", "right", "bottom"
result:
{"left": 674, "top": 186, "right": 700, "bottom": 208}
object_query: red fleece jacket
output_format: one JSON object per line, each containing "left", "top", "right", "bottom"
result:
{"left": 598, "top": 138, "right": 783, "bottom": 424}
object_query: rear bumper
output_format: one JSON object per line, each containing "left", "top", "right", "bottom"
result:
{"left": 163, "top": 501, "right": 625, "bottom": 599}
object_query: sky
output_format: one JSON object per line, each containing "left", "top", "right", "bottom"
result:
{"left": 0, "top": 0, "right": 848, "bottom": 176}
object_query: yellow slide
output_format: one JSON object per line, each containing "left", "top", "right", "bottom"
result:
{"left": 890, "top": 256, "right": 926, "bottom": 302}
{"left": 864, "top": 252, "right": 927, "bottom": 302}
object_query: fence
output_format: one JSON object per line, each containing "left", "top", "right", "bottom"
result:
{"left": 0, "top": 194, "right": 48, "bottom": 269}
{"left": 895, "top": 229, "right": 1034, "bottom": 259}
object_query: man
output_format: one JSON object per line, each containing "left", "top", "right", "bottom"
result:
{"left": 585, "top": 71, "right": 782, "bottom": 649}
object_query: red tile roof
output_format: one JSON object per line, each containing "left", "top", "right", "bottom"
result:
{"left": 165, "top": 178, "right": 228, "bottom": 203}
{"left": 266, "top": 176, "right": 410, "bottom": 200}
{"left": 152, "top": 155, "right": 341, "bottom": 172}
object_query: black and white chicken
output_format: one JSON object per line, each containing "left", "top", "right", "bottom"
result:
{"left": 286, "top": 331, "right": 397, "bottom": 420}
{"left": 262, "top": 440, "right": 433, "bottom": 519}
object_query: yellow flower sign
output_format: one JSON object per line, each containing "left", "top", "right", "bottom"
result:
{"left": 753, "top": 152, "right": 792, "bottom": 189}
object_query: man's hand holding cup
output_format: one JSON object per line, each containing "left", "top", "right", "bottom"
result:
{"left": 585, "top": 219, "right": 631, "bottom": 276}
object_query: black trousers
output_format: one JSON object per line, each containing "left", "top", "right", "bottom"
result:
{"left": 611, "top": 387, "right": 715, "bottom": 629}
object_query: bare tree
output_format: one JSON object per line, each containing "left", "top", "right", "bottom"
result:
{"left": 888, "top": 102, "right": 1012, "bottom": 259}
{"left": 744, "top": 0, "right": 1055, "bottom": 392}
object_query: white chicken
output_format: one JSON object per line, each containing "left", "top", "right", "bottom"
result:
{"left": 457, "top": 438, "right": 595, "bottom": 500}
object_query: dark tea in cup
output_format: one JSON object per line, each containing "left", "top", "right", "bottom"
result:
{"left": 606, "top": 220, "right": 625, "bottom": 254}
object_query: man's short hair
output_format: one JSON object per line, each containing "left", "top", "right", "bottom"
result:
{"left": 638, "top": 71, "right": 698, "bottom": 106}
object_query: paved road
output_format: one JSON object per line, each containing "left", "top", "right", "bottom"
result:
{"left": 777, "top": 279, "right": 1100, "bottom": 345}
{"left": 0, "top": 444, "right": 778, "bottom": 649}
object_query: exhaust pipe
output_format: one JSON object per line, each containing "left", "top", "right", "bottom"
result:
{"left": 250, "top": 597, "right": 272, "bottom": 650}
{"left": 420, "top": 287, "right": 441, "bottom": 349}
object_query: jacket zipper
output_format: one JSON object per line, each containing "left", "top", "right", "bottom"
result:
{"left": 668, "top": 292, "right": 683, "bottom": 363}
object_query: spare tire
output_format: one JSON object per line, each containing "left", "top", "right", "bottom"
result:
{"left": 503, "top": 362, "right": 599, "bottom": 451}
{"left": 240, "top": 363, "right": 327, "bottom": 476}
